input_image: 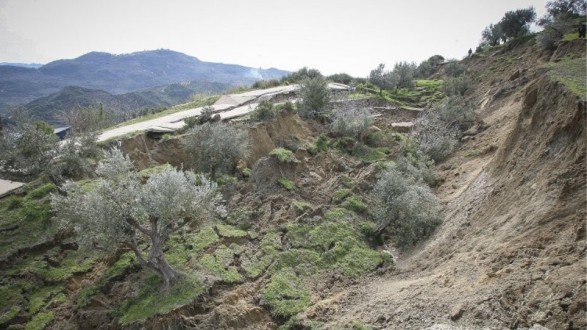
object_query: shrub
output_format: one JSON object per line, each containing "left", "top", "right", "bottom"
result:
{"left": 374, "top": 166, "right": 441, "bottom": 247}
{"left": 330, "top": 107, "right": 373, "bottom": 141}
{"left": 327, "top": 72, "right": 354, "bottom": 85}
{"left": 297, "top": 76, "right": 331, "bottom": 119}
{"left": 443, "top": 76, "right": 473, "bottom": 96}
{"left": 252, "top": 79, "right": 281, "bottom": 89}
{"left": 49, "top": 133, "right": 101, "bottom": 182}
{"left": 27, "top": 183, "right": 57, "bottom": 199}
{"left": 436, "top": 97, "right": 476, "bottom": 131}
{"left": 0, "top": 122, "right": 58, "bottom": 177}
{"left": 281, "top": 67, "right": 323, "bottom": 84}
{"left": 276, "top": 101, "right": 295, "bottom": 113}
{"left": 252, "top": 100, "right": 275, "bottom": 121}
{"left": 537, "top": 18, "right": 575, "bottom": 50}
{"left": 412, "top": 97, "right": 474, "bottom": 162}
{"left": 415, "top": 60, "right": 434, "bottom": 78}
{"left": 369, "top": 63, "right": 399, "bottom": 93}
{"left": 269, "top": 147, "right": 297, "bottom": 163}
{"left": 412, "top": 114, "right": 457, "bottom": 162}
{"left": 393, "top": 61, "right": 417, "bottom": 89}
{"left": 184, "top": 116, "right": 199, "bottom": 128}
{"left": 444, "top": 61, "right": 466, "bottom": 77}
{"left": 183, "top": 122, "right": 249, "bottom": 178}
{"left": 278, "top": 177, "right": 295, "bottom": 190}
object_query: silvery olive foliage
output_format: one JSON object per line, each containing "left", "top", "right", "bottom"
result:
{"left": 296, "top": 76, "right": 331, "bottom": 118}
{"left": 330, "top": 107, "right": 373, "bottom": 141}
{"left": 52, "top": 148, "right": 224, "bottom": 287}
{"left": 183, "top": 122, "right": 249, "bottom": 178}
{"left": 412, "top": 111, "right": 458, "bottom": 162}
{"left": 374, "top": 165, "right": 441, "bottom": 248}
{"left": 0, "top": 122, "right": 58, "bottom": 177}
{"left": 49, "top": 133, "right": 101, "bottom": 182}
{"left": 412, "top": 97, "right": 475, "bottom": 162}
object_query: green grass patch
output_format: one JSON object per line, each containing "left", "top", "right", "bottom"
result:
{"left": 29, "top": 286, "right": 63, "bottom": 314}
{"left": 216, "top": 224, "right": 248, "bottom": 238}
{"left": 275, "top": 249, "right": 321, "bottom": 276}
{"left": 352, "top": 145, "right": 388, "bottom": 163}
{"left": 269, "top": 148, "right": 298, "bottom": 163}
{"left": 24, "top": 311, "right": 54, "bottom": 330}
{"left": 26, "top": 183, "right": 57, "bottom": 200}
{"left": 0, "top": 305, "right": 21, "bottom": 325}
{"left": 332, "top": 188, "right": 352, "bottom": 204}
{"left": 237, "top": 231, "right": 283, "bottom": 279}
{"left": 118, "top": 274, "right": 205, "bottom": 324}
{"left": 341, "top": 195, "right": 369, "bottom": 214}
{"left": 292, "top": 200, "right": 313, "bottom": 213}
{"left": 165, "top": 226, "right": 220, "bottom": 267}
{"left": 8, "top": 250, "right": 97, "bottom": 282}
{"left": 241, "top": 252, "right": 274, "bottom": 279}
{"left": 545, "top": 58, "right": 587, "bottom": 100}
{"left": 415, "top": 79, "right": 444, "bottom": 89}
{"left": 261, "top": 269, "right": 311, "bottom": 318}
{"left": 323, "top": 207, "right": 355, "bottom": 222}
{"left": 280, "top": 221, "right": 384, "bottom": 277}
{"left": 563, "top": 32, "right": 579, "bottom": 41}
{"left": 198, "top": 245, "right": 243, "bottom": 283}
{"left": 278, "top": 177, "right": 295, "bottom": 190}
{"left": 0, "top": 198, "right": 56, "bottom": 260}
{"left": 138, "top": 164, "right": 173, "bottom": 178}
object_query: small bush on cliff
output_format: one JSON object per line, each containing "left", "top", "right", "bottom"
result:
{"left": 374, "top": 165, "right": 441, "bottom": 248}
{"left": 412, "top": 97, "right": 475, "bottom": 162}
{"left": 297, "top": 76, "right": 331, "bottom": 119}
{"left": 252, "top": 100, "right": 276, "bottom": 121}
{"left": 330, "top": 107, "right": 373, "bottom": 141}
{"left": 184, "top": 122, "right": 249, "bottom": 178}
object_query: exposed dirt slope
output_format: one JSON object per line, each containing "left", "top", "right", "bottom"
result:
{"left": 320, "top": 40, "right": 586, "bottom": 329}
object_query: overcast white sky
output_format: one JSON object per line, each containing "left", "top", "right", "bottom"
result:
{"left": 0, "top": 0, "right": 548, "bottom": 77}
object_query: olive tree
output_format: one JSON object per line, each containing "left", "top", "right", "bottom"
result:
{"left": 374, "top": 165, "right": 441, "bottom": 247}
{"left": 538, "top": 0, "right": 586, "bottom": 49}
{"left": 51, "top": 148, "right": 223, "bottom": 287}
{"left": 369, "top": 63, "right": 399, "bottom": 94}
{"left": 499, "top": 7, "right": 537, "bottom": 40}
{"left": 330, "top": 107, "right": 373, "bottom": 141}
{"left": 183, "top": 122, "right": 249, "bottom": 178}
{"left": 0, "top": 122, "right": 58, "bottom": 177}
{"left": 392, "top": 61, "right": 417, "bottom": 89}
{"left": 297, "top": 76, "right": 331, "bottom": 118}
{"left": 49, "top": 133, "right": 101, "bottom": 182}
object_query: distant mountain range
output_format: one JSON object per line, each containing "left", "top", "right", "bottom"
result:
{"left": 0, "top": 49, "right": 288, "bottom": 123}
{"left": 0, "top": 62, "right": 43, "bottom": 69}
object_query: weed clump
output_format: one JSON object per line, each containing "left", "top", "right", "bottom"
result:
{"left": 269, "top": 148, "right": 297, "bottom": 163}
{"left": 261, "top": 269, "right": 311, "bottom": 318}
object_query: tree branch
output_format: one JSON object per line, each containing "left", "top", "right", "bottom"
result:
{"left": 126, "top": 236, "right": 149, "bottom": 268}
{"left": 125, "top": 217, "right": 151, "bottom": 237}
